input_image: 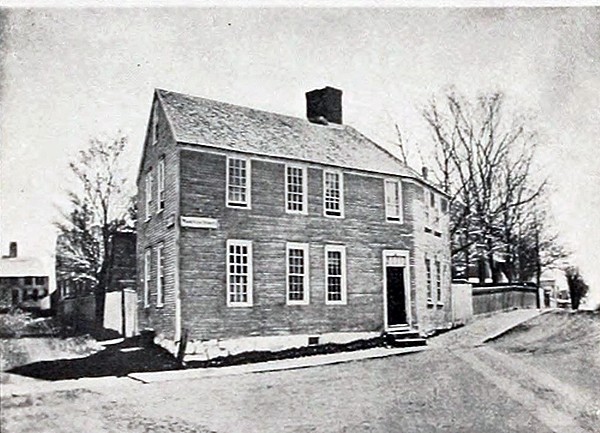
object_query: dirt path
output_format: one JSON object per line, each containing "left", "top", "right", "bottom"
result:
{"left": 455, "top": 347, "right": 595, "bottom": 433}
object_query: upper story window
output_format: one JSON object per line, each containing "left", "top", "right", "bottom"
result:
{"left": 323, "top": 171, "right": 344, "bottom": 218}
{"left": 156, "top": 244, "right": 165, "bottom": 307}
{"left": 384, "top": 179, "right": 403, "bottom": 222}
{"left": 432, "top": 193, "right": 440, "bottom": 229}
{"left": 325, "top": 245, "right": 347, "bottom": 305}
{"left": 441, "top": 197, "right": 448, "bottom": 214}
{"left": 286, "top": 242, "right": 309, "bottom": 305}
{"left": 286, "top": 165, "right": 307, "bottom": 214}
{"left": 227, "top": 157, "right": 251, "bottom": 208}
{"left": 144, "top": 248, "right": 151, "bottom": 308}
{"left": 152, "top": 104, "right": 159, "bottom": 145}
{"left": 226, "top": 240, "right": 253, "bottom": 307}
{"left": 158, "top": 158, "right": 165, "bottom": 212}
{"left": 145, "top": 169, "right": 153, "bottom": 220}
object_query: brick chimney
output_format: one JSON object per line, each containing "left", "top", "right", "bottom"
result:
{"left": 8, "top": 242, "right": 17, "bottom": 258}
{"left": 306, "top": 86, "right": 342, "bottom": 125}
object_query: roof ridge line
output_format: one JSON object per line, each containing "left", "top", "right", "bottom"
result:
{"left": 157, "top": 88, "right": 351, "bottom": 129}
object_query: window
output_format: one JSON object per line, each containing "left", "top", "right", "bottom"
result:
{"left": 35, "top": 277, "right": 45, "bottom": 286}
{"left": 144, "top": 249, "right": 151, "bottom": 307}
{"left": 145, "top": 169, "right": 153, "bottom": 220}
{"left": 426, "top": 258, "right": 433, "bottom": 303}
{"left": 286, "top": 165, "right": 307, "bottom": 214}
{"left": 323, "top": 171, "right": 344, "bottom": 217}
{"left": 384, "top": 180, "right": 402, "bottom": 222}
{"left": 441, "top": 197, "right": 448, "bottom": 213}
{"left": 227, "top": 240, "right": 253, "bottom": 307}
{"left": 436, "top": 261, "right": 442, "bottom": 303}
{"left": 432, "top": 194, "right": 440, "bottom": 229}
{"left": 227, "top": 157, "right": 250, "bottom": 208}
{"left": 24, "top": 277, "right": 33, "bottom": 286}
{"left": 157, "top": 244, "right": 164, "bottom": 307}
{"left": 325, "top": 245, "right": 347, "bottom": 304}
{"left": 158, "top": 158, "right": 165, "bottom": 212}
{"left": 286, "top": 243, "right": 309, "bottom": 305}
{"left": 152, "top": 103, "right": 158, "bottom": 145}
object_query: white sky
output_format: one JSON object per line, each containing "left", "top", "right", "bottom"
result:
{"left": 1, "top": 5, "right": 599, "bottom": 303}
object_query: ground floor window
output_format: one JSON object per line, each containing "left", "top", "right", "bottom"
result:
{"left": 426, "top": 257, "right": 433, "bottom": 302}
{"left": 286, "top": 242, "right": 309, "bottom": 305}
{"left": 144, "top": 249, "right": 151, "bottom": 307}
{"left": 325, "top": 245, "right": 347, "bottom": 304}
{"left": 157, "top": 244, "right": 165, "bottom": 307}
{"left": 227, "top": 240, "right": 253, "bottom": 307}
{"left": 436, "top": 261, "right": 442, "bottom": 303}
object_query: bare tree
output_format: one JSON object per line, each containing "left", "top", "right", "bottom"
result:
{"left": 564, "top": 266, "right": 589, "bottom": 310}
{"left": 56, "top": 134, "right": 133, "bottom": 329}
{"left": 421, "top": 91, "right": 552, "bottom": 283}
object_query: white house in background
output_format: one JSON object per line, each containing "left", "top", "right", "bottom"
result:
{"left": 0, "top": 242, "right": 56, "bottom": 312}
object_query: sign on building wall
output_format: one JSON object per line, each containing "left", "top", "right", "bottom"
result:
{"left": 180, "top": 216, "right": 219, "bottom": 229}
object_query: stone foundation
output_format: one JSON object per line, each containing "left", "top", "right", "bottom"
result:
{"left": 155, "top": 331, "right": 380, "bottom": 362}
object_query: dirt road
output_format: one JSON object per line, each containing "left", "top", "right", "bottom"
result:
{"left": 2, "top": 310, "right": 598, "bottom": 433}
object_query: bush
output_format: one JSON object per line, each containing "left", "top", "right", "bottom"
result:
{"left": 0, "top": 310, "right": 66, "bottom": 338}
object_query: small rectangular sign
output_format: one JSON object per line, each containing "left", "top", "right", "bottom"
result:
{"left": 180, "top": 216, "right": 219, "bottom": 229}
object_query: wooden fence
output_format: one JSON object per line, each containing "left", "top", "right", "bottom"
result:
{"left": 472, "top": 285, "right": 538, "bottom": 315}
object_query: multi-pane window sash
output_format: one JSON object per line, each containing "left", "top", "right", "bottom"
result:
{"left": 145, "top": 169, "right": 153, "bottom": 220}
{"left": 325, "top": 246, "right": 347, "bottom": 304}
{"left": 227, "top": 240, "right": 253, "bottom": 306}
{"left": 144, "top": 249, "right": 151, "bottom": 307}
{"left": 425, "top": 258, "right": 432, "bottom": 302}
{"left": 287, "top": 243, "right": 309, "bottom": 304}
{"left": 227, "top": 157, "right": 250, "bottom": 207}
{"left": 436, "top": 261, "right": 442, "bottom": 303}
{"left": 324, "top": 171, "right": 343, "bottom": 217}
{"left": 158, "top": 158, "right": 165, "bottom": 211}
{"left": 384, "top": 180, "right": 402, "bottom": 222}
{"left": 157, "top": 244, "right": 164, "bottom": 307}
{"left": 286, "top": 166, "right": 307, "bottom": 213}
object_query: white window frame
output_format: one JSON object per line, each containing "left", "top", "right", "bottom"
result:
{"left": 157, "top": 158, "right": 165, "bottom": 213}
{"left": 426, "top": 256, "right": 433, "bottom": 303}
{"left": 156, "top": 244, "right": 164, "bottom": 307}
{"left": 226, "top": 239, "right": 253, "bottom": 307}
{"left": 226, "top": 156, "right": 251, "bottom": 208}
{"left": 325, "top": 245, "right": 347, "bottom": 305}
{"left": 285, "top": 164, "right": 308, "bottom": 215}
{"left": 145, "top": 168, "right": 153, "bottom": 221}
{"left": 323, "top": 170, "right": 344, "bottom": 218}
{"left": 286, "top": 242, "right": 310, "bottom": 305}
{"left": 435, "top": 260, "right": 442, "bottom": 304}
{"left": 144, "top": 248, "right": 151, "bottom": 308}
{"left": 384, "top": 179, "right": 403, "bottom": 223}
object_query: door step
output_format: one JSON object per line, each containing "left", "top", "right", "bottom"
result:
{"left": 384, "top": 327, "right": 427, "bottom": 348}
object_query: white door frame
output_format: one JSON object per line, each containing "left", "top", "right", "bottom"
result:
{"left": 382, "top": 249, "right": 412, "bottom": 329}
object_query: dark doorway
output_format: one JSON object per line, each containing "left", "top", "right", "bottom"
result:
{"left": 386, "top": 267, "right": 407, "bottom": 326}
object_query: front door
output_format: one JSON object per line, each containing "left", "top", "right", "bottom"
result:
{"left": 386, "top": 266, "right": 407, "bottom": 326}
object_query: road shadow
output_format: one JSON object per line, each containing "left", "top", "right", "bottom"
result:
{"left": 8, "top": 336, "right": 181, "bottom": 381}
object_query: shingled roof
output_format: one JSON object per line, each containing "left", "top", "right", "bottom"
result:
{"left": 156, "top": 89, "right": 421, "bottom": 178}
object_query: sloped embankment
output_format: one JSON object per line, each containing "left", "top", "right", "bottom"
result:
{"left": 489, "top": 310, "right": 600, "bottom": 397}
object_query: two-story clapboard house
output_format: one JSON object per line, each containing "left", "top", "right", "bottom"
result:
{"left": 137, "top": 86, "right": 451, "bottom": 359}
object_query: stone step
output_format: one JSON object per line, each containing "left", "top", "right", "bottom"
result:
{"left": 388, "top": 337, "right": 428, "bottom": 348}
{"left": 386, "top": 330, "right": 421, "bottom": 340}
